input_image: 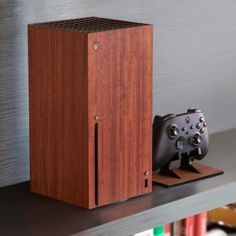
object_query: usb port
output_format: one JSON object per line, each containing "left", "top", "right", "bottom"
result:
{"left": 144, "top": 179, "right": 148, "bottom": 188}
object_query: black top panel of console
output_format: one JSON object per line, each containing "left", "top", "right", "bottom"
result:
{"left": 31, "top": 17, "right": 149, "bottom": 33}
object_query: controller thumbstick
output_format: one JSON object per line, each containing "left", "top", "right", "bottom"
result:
{"left": 169, "top": 125, "right": 179, "bottom": 139}
{"left": 192, "top": 133, "right": 202, "bottom": 145}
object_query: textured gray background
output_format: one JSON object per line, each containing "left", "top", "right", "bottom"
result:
{"left": 0, "top": 0, "right": 236, "bottom": 187}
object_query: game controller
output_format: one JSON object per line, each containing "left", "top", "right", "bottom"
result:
{"left": 152, "top": 109, "right": 209, "bottom": 177}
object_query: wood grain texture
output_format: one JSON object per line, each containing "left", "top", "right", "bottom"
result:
{"left": 28, "top": 26, "right": 91, "bottom": 208}
{"left": 28, "top": 26, "right": 53, "bottom": 196}
{"left": 88, "top": 25, "right": 153, "bottom": 206}
{"left": 28, "top": 18, "right": 152, "bottom": 208}
{"left": 0, "top": 129, "right": 235, "bottom": 236}
{"left": 50, "top": 29, "right": 90, "bottom": 208}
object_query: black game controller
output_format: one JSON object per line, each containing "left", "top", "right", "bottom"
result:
{"left": 152, "top": 109, "right": 209, "bottom": 178}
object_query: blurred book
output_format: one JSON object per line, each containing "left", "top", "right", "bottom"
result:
{"left": 180, "top": 216, "right": 195, "bottom": 236}
{"left": 174, "top": 220, "right": 181, "bottom": 235}
{"left": 153, "top": 225, "right": 165, "bottom": 236}
{"left": 164, "top": 224, "right": 171, "bottom": 236}
{"left": 194, "top": 212, "right": 207, "bottom": 236}
{"left": 177, "top": 213, "right": 207, "bottom": 236}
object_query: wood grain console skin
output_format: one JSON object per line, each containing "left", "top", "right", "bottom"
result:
{"left": 28, "top": 17, "right": 153, "bottom": 209}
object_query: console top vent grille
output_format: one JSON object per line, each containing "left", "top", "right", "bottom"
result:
{"left": 31, "top": 17, "right": 148, "bottom": 33}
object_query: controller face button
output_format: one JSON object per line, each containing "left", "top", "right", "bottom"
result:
{"left": 190, "top": 125, "right": 194, "bottom": 129}
{"left": 192, "top": 133, "right": 202, "bottom": 145}
{"left": 199, "top": 116, "right": 204, "bottom": 122}
{"left": 200, "top": 127, "right": 205, "bottom": 134}
{"left": 203, "top": 121, "right": 207, "bottom": 127}
{"left": 196, "top": 123, "right": 202, "bottom": 129}
{"left": 169, "top": 125, "right": 179, "bottom": 139}
{"left": 182, "top": 127, "right": 186, "bottom": 131}
{"left": 185, "top": 116, "right": 190, "bottom": 123}
{"left": 176, "top": 136, "right": 185, "bottom": 150}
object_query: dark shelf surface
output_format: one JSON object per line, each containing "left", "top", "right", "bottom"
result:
{"left": 1, "top": 129, "right": 236, "bottom": 236}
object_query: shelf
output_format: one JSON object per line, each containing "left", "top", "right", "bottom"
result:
{"left": 0, "top": 129, "right": 236, "bottom": 236}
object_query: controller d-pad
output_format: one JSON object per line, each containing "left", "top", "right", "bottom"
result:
{"left": 176, "top": 136, "right": 185, "bottom": 150}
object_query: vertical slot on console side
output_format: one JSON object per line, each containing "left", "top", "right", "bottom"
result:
{"left": 95, "top": 122, "right": 98, "bottom": 206}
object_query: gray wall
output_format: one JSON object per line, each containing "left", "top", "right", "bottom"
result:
{"left": 0, "top": 0, "right": 236, "bottom": 187}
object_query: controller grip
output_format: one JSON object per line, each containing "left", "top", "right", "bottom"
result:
{"left": 153, "top": 115, "right": 162, "bottom": 124}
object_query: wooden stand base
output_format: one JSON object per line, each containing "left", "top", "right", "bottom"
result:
{"left": 152, "top": 163, "right": 224, "bottom": 187}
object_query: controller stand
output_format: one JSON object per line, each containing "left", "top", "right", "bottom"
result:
{"left": 152, "top": 109, "right": 224, "bottom": 187}
{"left": 180, "top": 155, "right": 201, "bottom": 174}
{"left": 153, "top": 155, "right": 224, "bottom": 187}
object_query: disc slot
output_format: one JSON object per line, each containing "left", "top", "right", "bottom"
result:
{"left": 95, "top": 122, "right": 98, "bottom": 206}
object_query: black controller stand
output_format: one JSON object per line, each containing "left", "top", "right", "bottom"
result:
{"left": 159, "top": 164, "right": 181, "bottom": 179}
{"left": 153, "top": 151, "right": 224, "bottom": 187}
{"left": 159, "top": 152, "right": 201, "bottom": 179}
{"left": 180, "top": 156, "right": 201, "bottom": 174}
